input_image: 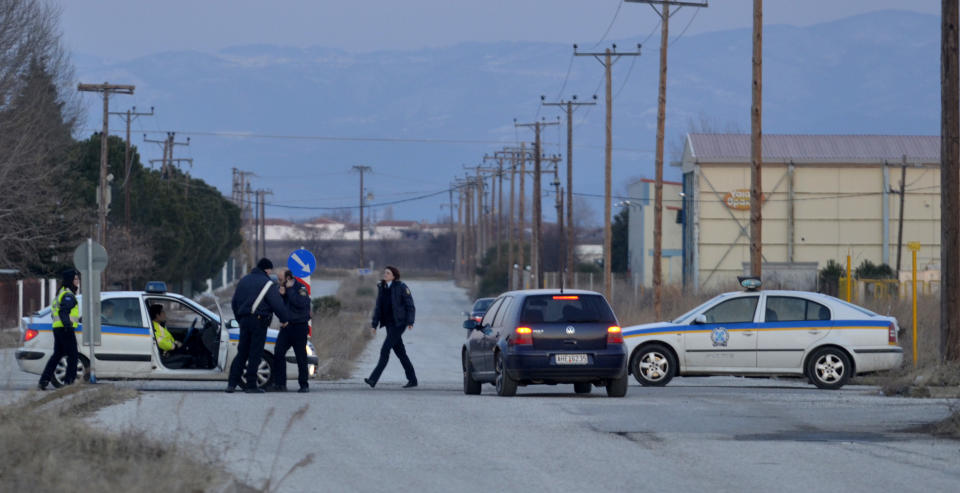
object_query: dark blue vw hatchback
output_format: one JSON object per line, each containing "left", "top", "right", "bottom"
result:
{"left": 461, "top": 289, "right": 628, "bottom": 397}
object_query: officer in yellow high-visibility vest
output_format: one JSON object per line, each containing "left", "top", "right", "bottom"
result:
{"left": 39, "top": 269, "right": 81, "bottom": 390}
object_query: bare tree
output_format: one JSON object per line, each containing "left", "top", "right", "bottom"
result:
{"left": 104, "top": 226, "right": 155, "bottom": 289}
{"left": 0, "top": 0, "right": 86, "bottom": 273}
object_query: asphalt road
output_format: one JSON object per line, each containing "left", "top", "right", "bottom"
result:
{"left": 3, "top": 280, "right": 959, "bottom": 492}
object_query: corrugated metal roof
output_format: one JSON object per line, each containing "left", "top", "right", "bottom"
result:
{"left": 687, "top": 134, "right": 940, "bottom": 164}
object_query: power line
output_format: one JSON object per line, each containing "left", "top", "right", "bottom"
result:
{"left": 593, "top": 0, "right": 625, "bottom": 49}
{"left": 670, "top": 6, "right": 701, "bottom": 47}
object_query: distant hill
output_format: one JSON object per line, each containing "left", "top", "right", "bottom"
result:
{"left": 72, "top": 9, "right": 940, "bottom": 222}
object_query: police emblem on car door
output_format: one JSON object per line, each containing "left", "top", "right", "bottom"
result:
{"left": 711, "top": 327, "right": 729, "bottom": 347}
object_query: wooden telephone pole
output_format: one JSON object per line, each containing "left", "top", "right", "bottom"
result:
{"left": 352, "top": 165, "right": 372, "bottom": 268}
{"left": 941, "top": 0, "right": 960, "bottom": 362}
{"left": 542, "top": 94, "right": 597, "bottom": 287}
{"left": 515, "top": 119, "right": 560, "bottom": 288}
{"left": 575, "top": 44, "right": 641, "bottom": 300}
{"left": 750, "top": 0, "right": 764, "bottom": 279}
{"left": 626, "top": 0, "right": 708, "bottom": 318}
{"left": 77, "top": 82, "right": 135, "bottom": 245}
{"left": 109, "top": 106, "right": 153, "bottom": 227}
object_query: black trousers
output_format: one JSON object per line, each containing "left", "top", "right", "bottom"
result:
{"left": 368, "top": 324, "right": 417, "bottom": 384}
{"left": 40, "top": 326, "right": 78, "bottom": 385}
{"left": 227, "top": 316, "right": 268, "bottom": 389}
{"left": 274, "top": 322, "right": 309, "bottom": 388}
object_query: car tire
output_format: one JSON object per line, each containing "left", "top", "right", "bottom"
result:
{"left": 606, "top": 374, "right": 628, "bottom": 397}
{"left": 494, "top": 351, "right": 517, "bottom": 397}
{"left": 240, "top": 354, "right": 273, "bottom": 389}
{"left": 807, "top": 347, "right": 851, "bottom": 390}
{"left": 463, "top": 352, "right": 482, "bottom": 395}
{"left": 573, "top": 382, "right": 592, "bottom": 394}
{"left": 631, "top": 344, "right": 676, "bottom": 387}
{"left": 51, "top": 354, "right": 90, "bottom": 388}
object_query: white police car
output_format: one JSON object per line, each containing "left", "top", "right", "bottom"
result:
{"left": 623, "top": 277, "right": 903, "bottom": 389}
{"left": 15, "top": 282, "right": 317, "bottom": 388}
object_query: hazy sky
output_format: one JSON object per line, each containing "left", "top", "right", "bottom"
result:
{"left": 56, "top": 1, "right": 939, "bottom": 60}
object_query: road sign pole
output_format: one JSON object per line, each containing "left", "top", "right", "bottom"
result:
{"left": 87, "top": 238, "right": 96, "bottom": 383}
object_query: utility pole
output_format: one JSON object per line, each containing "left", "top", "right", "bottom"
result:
{"left": 144, "top": 132, "right": 190, "bottom": 178}
{"left": 109, "top": 106, "right": 153, "bottom": 227}
{"left": 508, "top": 151, "right": 517, "bottom": 289}
{"left": 516, "top": 119, "right": 560, "bottom": 288}
{"left": 941, "top": 0, "right": 960, "bottom": 362}
{"left": 448, "top": 186, "right": 456, "bottom": 276}
{"left": 352, "top": 165, "right": 372, "bottom": 268}
{"left": 543, "top": 94, "right": 597, "bottom": 284}
{"left": 575, "top": 44, "right": 641, "bottom": 299}
{"left": 894, "top": 155, "right": 908, "bottom": 273}
{"left": 77, "top": 82, "right": 135, "bottom": 245}
{"left": 518, "top": 143, "right": 527, "bottom": 287}
{"left": 626, "top": 0, "right": 708, "bottom": 318}
{"left": 750, "top": 0, "right": 764, "bottom": 279}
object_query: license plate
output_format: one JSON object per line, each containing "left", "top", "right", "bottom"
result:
{"left": 555, "top": 354, "right": 588, "bottom": 365}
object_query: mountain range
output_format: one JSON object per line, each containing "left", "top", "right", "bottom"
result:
{"left": 71, "top": 9, "right": 940, "bottom": 223}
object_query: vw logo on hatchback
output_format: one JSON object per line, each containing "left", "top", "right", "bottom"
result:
{"left": 565, "top": 326, "right": 576, "bottom": 335}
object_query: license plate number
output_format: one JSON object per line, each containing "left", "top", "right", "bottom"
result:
{"left": 555, "top": 354, "right": 588, "bottom": 365}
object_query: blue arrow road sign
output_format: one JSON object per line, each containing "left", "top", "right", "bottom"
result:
{"left": 287, "top": 249, "right": 317, "bottom": 278}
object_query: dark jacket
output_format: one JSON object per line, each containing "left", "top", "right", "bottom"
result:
{"left": 283, "top": 281, "right": 312, "bottom": 324}
{"left": 231, "top": 268, "right": 290, "bottom": 324}
{"left": 371, "top": 281, "right": 415, "bottom": 329}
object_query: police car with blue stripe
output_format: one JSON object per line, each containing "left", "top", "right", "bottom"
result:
{"left": 15, "top": 282, "right": 317, "bottom": 388}
{"left": 623, "top": 277, "right": 903, "bottom": 389}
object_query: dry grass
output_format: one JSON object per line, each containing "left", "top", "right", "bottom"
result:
{"left": 0, "top": 384, "right": 229, "bottom": 492}
{"left": 0, "top": 328, "right": 20, "bottom": 348}
{"left": 310, "top": 275, "right": 377, "bottom": 380}
{"left": 610, "top": 283, "right": 722, "bottom": 326}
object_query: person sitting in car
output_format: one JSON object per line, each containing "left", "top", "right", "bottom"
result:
{"left": 150, "top": 304, "right": 192, "bottom": 368}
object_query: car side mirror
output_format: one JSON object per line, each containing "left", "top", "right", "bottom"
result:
{"left": 228, "top": 319, "right": 240, "bottom": 329}
{"left": 693, "top": 314, "right": 707, "bottom": 325}
{"left": 462, "top": 319, "right": 479, "bottom": 330}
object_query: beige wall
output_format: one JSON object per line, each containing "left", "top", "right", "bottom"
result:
{"left": 694, "top": 162, "right": 941, "bottom": 289}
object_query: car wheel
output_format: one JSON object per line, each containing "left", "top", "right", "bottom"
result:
{"left": 240, "top": 355, "right": 273, "bottom": 389}
{"left": 807, "top": 347, "right": 851, "bottom": 390}
{"left": 494, "top": 352, "right": 517, "bottom": 397}
{"left": 573, "top": 382, "right": 592, "bottom": 394}
{"left": 51, "top": 354, "right": 89, "bottom": 388}
{"left": 632, "top": 344, "right": 676, "bottom": 386}
{"left": 606, "top": 374, "right": 628, "bottom": 397}
{"left": 463, "top": 352, "right": 481, "bottom": 395}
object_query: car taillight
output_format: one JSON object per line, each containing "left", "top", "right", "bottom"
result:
{"left": 23, "top": 328, "right": 38, "bottom": 342}
{"left": 473, "top": 316, "right": 482, "bottom": 323}
{"left": 511, "top": 326, "right": 533, "bottom": 346}
{"left": 553, "top": 295, "right": 579, "bottom": 300}
{"left": 888, "top": 323, "right": 897, "bottom": 345}
{"left": 607, "top": 326, "right": 623, "bottom": 344}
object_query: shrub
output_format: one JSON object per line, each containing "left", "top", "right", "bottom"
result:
{"left": 818, "top": 259, "right": 844, "bottom": 296}
{"left": 312, "top": 296, "right": 342, "bottom": 318}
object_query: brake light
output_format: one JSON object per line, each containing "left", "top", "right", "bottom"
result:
{"left": 473, "top": 316, "right": 482, "bottom": 323}
{"left": 553, "top": 295, "right": 579, "bottom": 300}
{"left": 888, "top": 323, "right": 897, "bottom": 345}
{"left": 511, "top": 326, "right": 533, "bottom": 346}
{"left": 607, "top": 326, "right": 623, "bottom": 344}
{"left": 23, "top": 328, "right": 38, "bottom": 342}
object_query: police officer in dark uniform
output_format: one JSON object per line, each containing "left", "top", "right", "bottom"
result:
{"left": 364, "top": 265, "right": 418, "bottom": 388}
{"left": 226, "top": 258, "right": 291, "bottom": 394}
{"left": 38, "top": 269, "right": 81, "bottom": 390}
{"left": 273, "top": 270, "right": 312, "bottom": 393}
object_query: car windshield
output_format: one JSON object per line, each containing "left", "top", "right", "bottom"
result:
{"left": 472, "top": 298, "right": 494, "bottom": 312}
{"left": 671, "top": 294, "right": 727, "bottom": 324}
{"left": 520, "top": 295, "right": 616, "bottom": 324}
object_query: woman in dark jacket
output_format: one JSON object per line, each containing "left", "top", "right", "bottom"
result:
{"left": 364, "top": 266, "right": 418, "bottom": 388}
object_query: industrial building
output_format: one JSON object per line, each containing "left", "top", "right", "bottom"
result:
{"left": 674, "top": 134, "right": 942, "bottom": 291}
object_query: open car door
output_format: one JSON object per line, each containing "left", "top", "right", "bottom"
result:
{"left": 214, "top": 299, "right": 229, "bottom": 371}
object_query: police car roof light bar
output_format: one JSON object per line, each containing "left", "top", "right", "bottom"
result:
{"left": 145, "top": 281, "right": 167, "bottom": 293}
{"left": 737, "top": 276, "right": 762, "bottom": 291}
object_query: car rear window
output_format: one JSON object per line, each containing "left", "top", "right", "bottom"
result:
{"left": 520, "top": 295, "right": 616, "bottom": 324}
{"left": 473, "top": 298, "right": 494, "bottom": 312}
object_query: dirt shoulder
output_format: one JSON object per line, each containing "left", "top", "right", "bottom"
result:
{"left": 310, "top": 275, "right": 377, "bottom": 380}
{"left": 0, "top": 384, "right": 242, "bottom": 492}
